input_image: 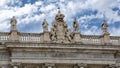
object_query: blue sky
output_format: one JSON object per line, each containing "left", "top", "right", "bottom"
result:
{"left": 0, "top": 0, "right": 120, "bottom": 36}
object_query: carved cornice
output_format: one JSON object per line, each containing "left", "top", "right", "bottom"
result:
{"left": 6, "top": 43, "right": 120, "bottom": 49}
{"left": 5, "top": 43, "right": 120, "bottom": 54}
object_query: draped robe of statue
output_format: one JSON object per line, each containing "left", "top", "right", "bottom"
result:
{"left": 42, "top": 19, "right": 48, "bottom": 32}
{"left": 73, "top": 19, "right": 79, "bottom": 32}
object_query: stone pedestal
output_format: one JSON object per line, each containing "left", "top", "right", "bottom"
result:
{"left": 103, "top": 33, "right": 111, "bottom": 45}
{"left": 73, "top": 31, "right": 81, "bottom": 43}
{"left": 10, "top": 30, "right": 19, "bottom": 42}
{"left": 43, "top": 31, "right": 50, "bottom": 42}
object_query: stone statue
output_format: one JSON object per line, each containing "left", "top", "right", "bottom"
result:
{"left": 73, "top": 18, "right": 79, "bottom": 32}
{"left": 10, "top": 16, "right": 17, "bottom": 31}
{"left": 42, "top": 19, "right": 48, "bottom": 32}
{"left": 11, "top": 16, "right": 17, "bottom": 25}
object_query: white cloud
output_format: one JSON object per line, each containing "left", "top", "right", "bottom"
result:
{"left": 0, "top": 0, "right": 10, "bottom": 7}
{"left": 35, "top": 1, "right": 43, "bottom": 6}
{"left": 109, "top": 27, "right": 120, "bottom": 36}
{"left": 40, "top": 4, "right": 56, "bottom": 12}
{"left": 81, "top": 26, "right": 101, "bottom": 35}
{"left": 0, "top": 0, "right": 119, "bottom": 36}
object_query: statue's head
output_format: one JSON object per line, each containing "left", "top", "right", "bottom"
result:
{"left": 102, "top": 20, "right": 108, "bottom": 28}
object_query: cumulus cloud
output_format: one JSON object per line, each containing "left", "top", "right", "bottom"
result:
{"left": 0, "top": 0, "right": 120, "bottom": 36}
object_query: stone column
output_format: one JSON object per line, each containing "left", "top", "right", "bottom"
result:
{"left": 11, "top": 62, "right": 21, "bottom": 68}
{"left": 45, "top": 63, "right": 55, "bottom": 68}
{"left": 78, "top": 63, "right": 87, "bottom": 68}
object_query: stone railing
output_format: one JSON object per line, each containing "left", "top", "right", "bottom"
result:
{"left": 0, "top": 32, "right": 9, "bottom": 42}
{"left": 81, "top": 35, "right": 101, "bottom": 45}
{"left": 19, "top": 33, "right": 41, "bottom": 43}
{"left": 0, "top": 32, "right": 120, "bottom": 45}
{"left": 110, "top": 36, "right": 120, "bottom": 45}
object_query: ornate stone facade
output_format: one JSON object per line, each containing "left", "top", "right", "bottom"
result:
{"left": 0, "top": 8, "right": 120, "bottom": 68}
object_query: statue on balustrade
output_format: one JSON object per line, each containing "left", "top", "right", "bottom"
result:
{"left": 73, "top": 18, "right": 79, "bottom": 32}
{"left": 42, "top": 19, "right": 48, "bottom": 32}
{"left": 10, "top": 16, "right": 17, "bottom": 31}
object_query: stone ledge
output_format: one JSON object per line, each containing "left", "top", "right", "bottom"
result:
{"left": 11, "top": 57, "right": 116, "bottom": 64}
{"left": 6, "top": 44, "right": 120, "bottom": 51}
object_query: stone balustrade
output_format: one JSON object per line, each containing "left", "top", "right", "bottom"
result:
{"left": 19, "top": 33, "right": 41, "bottom": 43}
{"left": 110, "top": 36, "right": 120, "bottom": 45}
{"left": 0, "top": 32, "right": 119, "bottom": 45}
{"left": 0, "top": 32, "right": 9, "bottom": 42}
{"left": 81, "top": 35, "right": 101, "bottom": 45}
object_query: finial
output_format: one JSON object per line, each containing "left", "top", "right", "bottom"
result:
{"left": 58, "top": 7, "right": 61, "bottom": 13}
{"left": 44, "top": 19, "right": 46, "bottom": 21}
